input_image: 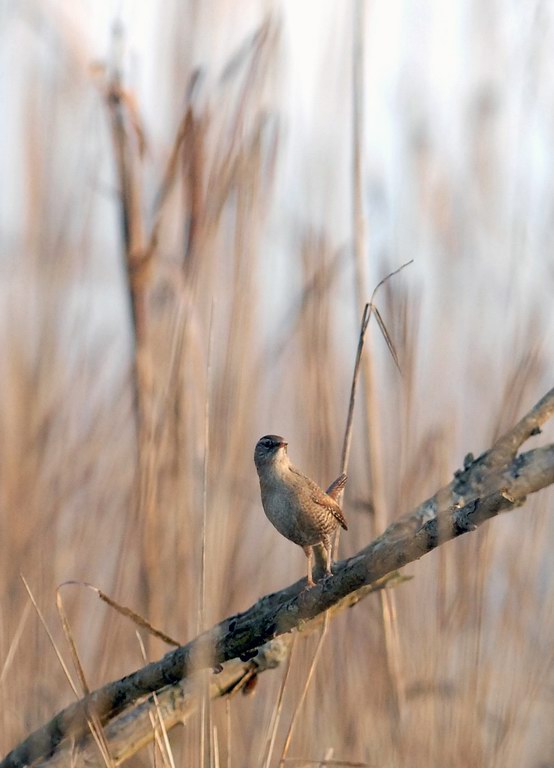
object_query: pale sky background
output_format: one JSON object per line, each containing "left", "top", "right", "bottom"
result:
{"left": 1, "top": 0, "right": 553, "bottom": 423}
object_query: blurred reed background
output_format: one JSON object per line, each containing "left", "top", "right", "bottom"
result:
{"left": 1, "top": 0, "right": 554, "bottom": 765}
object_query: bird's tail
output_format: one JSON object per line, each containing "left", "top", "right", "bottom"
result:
{"left": 326, "top": 472, "right": 347, "bottom": 501}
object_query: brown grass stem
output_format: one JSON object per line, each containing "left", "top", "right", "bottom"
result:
{"left": 261, "top": 633, "right": 297, "bottom": 768}
{"left": 279, "top": 616, "right": 330, "bottom": 767}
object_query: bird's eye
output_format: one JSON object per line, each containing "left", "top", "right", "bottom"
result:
{"left": 260, "top": 437, "right": 276, "bottom": 450}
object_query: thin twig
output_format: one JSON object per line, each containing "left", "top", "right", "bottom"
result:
{"left": 58, "top": 582, "right": 181, "bottom": 648}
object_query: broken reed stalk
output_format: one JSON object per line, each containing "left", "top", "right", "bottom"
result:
{"left": 105, "top": 37, "right": 162, "bottom": 632}
{"left": 350, "top": 0, "right": 407, "bottom": 730}
{"left": 335, "top": 257, "right": 412, "bottom": 725}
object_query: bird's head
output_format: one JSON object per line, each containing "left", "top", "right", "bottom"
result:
{"left": 254, "top": 434, "right": 288, "bottom": 470}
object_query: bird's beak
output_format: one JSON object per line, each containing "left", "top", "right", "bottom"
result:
{"left": 278, "top": 440, "right": 288, "bottom": 448}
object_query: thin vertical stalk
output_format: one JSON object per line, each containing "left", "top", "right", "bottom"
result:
{"left": 225, "top": 698, "right": 232, "bottom": 768}
{"left": 199, "top": 304, "right": 215, "bottom": 768}
{"left": 261, "top": 635, "right": 296, "bottom": 768}
{"left": 351, "top": 0, "right": 405, "bottom": 733}
{"left": 105, "top": 26, "right": 162, "bottom": 636}
{"left": 278, "top": 615, "right": 329, "bottom": 767}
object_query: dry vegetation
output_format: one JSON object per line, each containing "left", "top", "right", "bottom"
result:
{"left": 1, "top": 2, "right": 554, "bottom": 767}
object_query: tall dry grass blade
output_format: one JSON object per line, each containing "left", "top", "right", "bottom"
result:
{"left": 151, "top": 692, "right": 177, "bottom": 768}
{"left": 351, "top": 0, "right": 368, "bottom": 304}
{"left": 135, "top": 633, "right": 175, "bottom": 768}
{"left": 54, "top": 589, "right": 90, "bottom": 695}
{"left": 225, "top": 698, "right": 232, "bottom": 768}
{"left": 22, "top": 576, "right": 114, "bottom": 767}
{"left": 338, "top": 258, "right": 413, "bottom": 731}
{"left": 55, "top": 588, "right": 114, "bottom": 767}
{"left": 213, "top": 725, "right": 220, "bottom": 768}
{"left": 0, "top": 602, "right": 31, "bottom": 685}
{"left": 199, "top": 303, "right": 215, "bottom": 635}
{"left": 278, "top": 616, "right": 330, "bottom": 767}
{"left": 261, "top": 633, "right": 297, "bottom": 768}
{"left": 199, "top": 305, "right": 215, "bottom": 768}
{"left": 20, "top": 575, "right": 78, "bottom": 698}
{"left": 371, "top": 305, "right": 401, "bottom": 374}
{"left": 349, "top": 0, "right": 387, "bottom": 533}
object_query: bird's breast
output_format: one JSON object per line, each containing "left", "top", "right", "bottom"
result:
{"left": 259, "top": 477, "right": 334, "bottom": 546}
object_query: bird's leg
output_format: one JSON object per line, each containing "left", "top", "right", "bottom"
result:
{"left": 303, "top": 546, "right": 315, "bottom": 588}
{"left": 322, "top": 535, "right": 333, "bottom": 578}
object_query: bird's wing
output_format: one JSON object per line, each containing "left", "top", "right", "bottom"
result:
{"left": 291, "top": 468, "right": 348, "bottom": 531}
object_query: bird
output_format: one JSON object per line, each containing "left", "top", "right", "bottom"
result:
{"left": 254, "top": 435, "right": 348, "bottom": 587}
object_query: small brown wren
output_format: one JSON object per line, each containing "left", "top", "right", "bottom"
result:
{"left": 254, "top": 435, "right": 348, "bottom": 587}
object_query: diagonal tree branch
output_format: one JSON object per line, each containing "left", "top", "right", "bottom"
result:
{"left": 39, "top": 572, "right": 401, "bottom": 768}
{"left": 2, "top": 388, "right": 553, "bottom": 768}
